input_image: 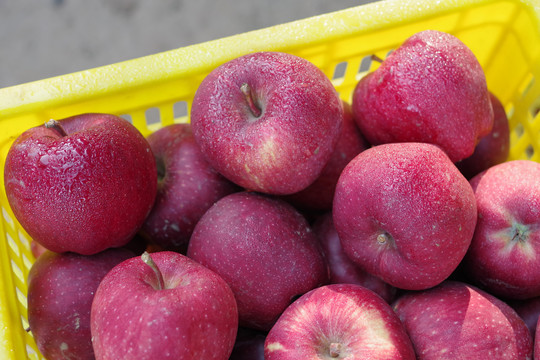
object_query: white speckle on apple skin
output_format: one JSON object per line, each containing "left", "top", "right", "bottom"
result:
{"left": 266, "top": 342, "right": 285, "bottom": 352}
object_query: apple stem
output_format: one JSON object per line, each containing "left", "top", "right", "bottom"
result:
{"left": 44, "top": 119, "right": 68, "bottom": 137}
{"left": 377, "top": 233, "right": 388, "bottom": 245}
{"left": 371, "top": 54, "right": 384, "bottom": 63}
{"left": 141, "top": 251, "right": 165, "bottom": 290}
{"left": 329, "top": 343, "right": 342, "bottom": 357}
{"left": 240, "top": 83, "right": 262, "bottom": 118}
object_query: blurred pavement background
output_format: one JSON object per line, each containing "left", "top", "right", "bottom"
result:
{"left": 0, "top": 0, "right": 376, "bottom": 89}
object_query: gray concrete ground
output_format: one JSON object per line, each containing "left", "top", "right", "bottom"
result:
{"left": 0, "top": 0, "right": 375, "bottom": 89}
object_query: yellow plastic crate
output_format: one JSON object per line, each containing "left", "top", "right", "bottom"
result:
{"left": 1, "top": 0, "right": 540, "bottom": 358}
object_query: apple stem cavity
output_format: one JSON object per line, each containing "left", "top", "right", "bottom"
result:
{"left": 44, "top": 119, "right": 68, "bottom": 137}
{"left": 240, "top": 83, "right": 262, "bottom": 118}
{"left": 141, "top": 251, "right": 165, "bottom": 290}
{"left": 156, "top": 157, "right": 166, "bottom": 183}
{"left": 329, "top": 342, "right": 342, "bottom": 357}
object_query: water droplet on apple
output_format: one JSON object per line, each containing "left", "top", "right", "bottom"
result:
{"left": 39, "top": 154, "right": 50, "bottom": 166}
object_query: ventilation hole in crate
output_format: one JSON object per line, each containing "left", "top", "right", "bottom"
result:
{"left": 358, "top": 55, "right": 372, "bottom": 73}
{"left": 22, "top": 316, "right": 30, "bottom": 333}
{"left": 530, "top": 101, "right": 540, "bottom": 121}
{"left": 2, "top": 206, "right": 14, "bottom": 230}
{"left": 518, "top": 73, "right": 535, "bottom": 98}
{"left": 332, "top": 61, "right": 348, "bottom": 81}
{"left": 16, "top": 286, "right": 27, "bottom": 307}
{"left": 526, "top": 144, "right": 535, "bottom": 159}
{"left": 173, "top": 101, "right": 188, "bottom": 120}
{"left": 514, "top": 122, "right": 524, "bottom": 138}
{"left": 10, "top": 259, "right": 24, "bottom": 284}
{"left": 6, "top": 232, "right": 20, "bottom": 257}
{"left": 145, "top": 107, "right": 161, "bottom": 126}
{"left": 23, "top": 253, "right": 33, "bottom": 272}
{"left": 506, "top": 103, "right": 515, "bottom": 119}
{"left": 18, "top": 230, "right": 30, "bottom": 250}
{"left": 119, "top": 114, "right": 133, "bottom": 123}
{"left": 26, "top": 344, "right": 39, "bottom": 359}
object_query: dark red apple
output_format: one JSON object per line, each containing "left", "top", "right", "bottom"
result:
{"left": 333, "top": 142, "right": 477, "bottom": 290}
{"left": 352, "top": 30, "right": 493, "bottom": 163}
{"left": 139, "top": 123, "right": 238, "bottom": 253}
{"left": 283, "top": 101, "right": 370, "bottom": 211}
{"left": 230, "top": 327, "right": 266, "bottom": 360}
{"left": 91, "top": 251, "right": 238, "bottom": 359}
{"left": 190, "top": 51, "right": 343, "bottom": 195}
{"left": 536, "top": 319, "right": 540, "bottom": 360}
{"left": 464, "top": 160, "right": 540, "bottom": 299}
{"left": 27, "top": 248, "right": 134, "bottom": 360}
{"left": 4, "top": 113, "right": 157, "bottom": 255}
{"left": 457, "top": 91, "right": 510, "bottom": 179}
{"left": 264, "top": 284, "right": 416, "bottom": 359}
{"left": 312, "top": 211, "right": 396, "bottom": 303}
{"left": 393, "top": 281, "right": 533, "bottom": 359}
{"left": 510, "top": 297, "right": 540, "bottom": 338}
{"left": 187, "top": 191, "right": 328, "bottom": 331}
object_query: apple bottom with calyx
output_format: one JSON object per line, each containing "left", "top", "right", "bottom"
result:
{"left": 264, "top": 283, "right": 415, "bottom": 359}
{"left": 393, "top": 281, "right": 533, "bottom": 359}
{"left": 90, "top": 251, "right": 238, "bottom": 360}
{"left": 463, "top": 160, "right": 540, "bottom": 300}
{"left": 27, "top": 248, "right": 134, "bottom": 360}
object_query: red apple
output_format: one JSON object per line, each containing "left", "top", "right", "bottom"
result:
{"left": 27, "top": 248, "right": 134, "bottom": 360}
{"left": 392, "top": 281, "right": 533, "bottom": 359}
{"left": 333, "top": 142, "right": 477, "bottom": 290}
{"left": 264, "top": 283, "right": 416, "bottom": 359}
{"left": 4, "top": 113, "right": 157, "bottom": 255}
{"left": 464, "top": 160, "right": 540, "bottom": 299}
{"left": 457, "top": 91, "right": 510, "bottom": 179}
{"left": 312, "top": 211, "right": 396, "bottom": 303}
{"left": 139, "top": 123, "right": 239, "bottom": 253}
{"left": 190, "top": 51, "right": 343, "bottom": 195}
{"left": 90, "top": 251, "right": 238, "bottom": 359}
{"left": 187, "top": 191, "right": 329, "bottom": 331}
{"left": 352, "top": 30, "right": 493, "bottom": 163}
{"left": 283, "top": 101, "right": 370, "bottom": 211}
